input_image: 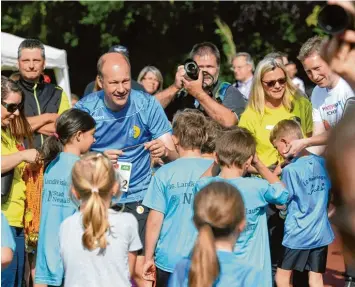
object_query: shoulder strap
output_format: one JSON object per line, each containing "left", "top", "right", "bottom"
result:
{"left": 215, "top": 82, "right": 231, "bottom": 103}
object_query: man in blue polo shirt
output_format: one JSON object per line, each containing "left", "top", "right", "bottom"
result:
{"left": 75, "top": 52, "right": 177, "bottom": 286}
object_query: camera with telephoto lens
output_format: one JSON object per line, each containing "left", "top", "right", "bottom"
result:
{"left": 318, "top": 4, "right": 355, "bottom": 35}
{"left": 184, "top": 59, "right": 199, "bottom": 80}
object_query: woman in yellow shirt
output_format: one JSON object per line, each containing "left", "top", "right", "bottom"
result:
{"left": 239, "top": 58, "right": 313, "bottom": 168}
{"left": 1, "top": 76, "right": 38, "bottom": 287}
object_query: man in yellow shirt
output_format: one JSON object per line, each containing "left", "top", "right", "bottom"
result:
{"left": 16, "top": 39, "right": 70, "bottom": 149}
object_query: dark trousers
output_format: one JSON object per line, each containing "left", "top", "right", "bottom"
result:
{"left": 1, "top": 227, "right": 25, "bottom": 287}
{"left": 156, "top": 267, "right": 171, "bottom": 287}
{"left": 267, "top": 206, "right": 310, "bottom": 287}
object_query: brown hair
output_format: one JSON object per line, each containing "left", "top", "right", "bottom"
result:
{"left": 269, "top": 119, "right": 303, "bottom": 144}
{"left": 172, "top": 109, "right": 208, "bottom": 150}
{"left": 297, "top": 36, "right": 325, "bottom": 62}
{"left": 71, "top": 152, "right": 119, "bottom": 250}
{"left": 189, "top": 181, "right": 245, "bottom": 287}
{"left": 216, "top": 127, "right": 256, "bottom": 168}
{"left": 1, "top": 76, "right": 33, "bottom": 147}
{"left": 201, "top": 120, "right": 223, "bottom": 154}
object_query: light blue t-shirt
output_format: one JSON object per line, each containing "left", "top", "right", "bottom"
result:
{"left": 168, "top": 250, "right": 263, "bottom": 287}
{"left": 142, "top": 157, "right": 213, "bottom": 272}
{"left": 75, "top": 90, "right": 172, "bottom": 204}
{"left": 195, "top": 176, "right": 289, "bottom": 287}
{"left": 281, "top": 155, "right": 334, "bottom": 249}
{"left": 1, "top": 212, "right": 16, "bottom": 251}
{"left": 35, "top": 152, "right": 80, "bottom": 286}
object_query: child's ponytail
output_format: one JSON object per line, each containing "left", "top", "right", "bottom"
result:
{"left": 190, "top": 181, "right": 245, "bottom": 287}
{"left": 82, "top": 188, "right": 109, "bottom": 250}
{"left": 71, "top": 152, "right": 119, "bottom": 251}
{"left": 189, "top": 224, "right": 219, "bottom": 287}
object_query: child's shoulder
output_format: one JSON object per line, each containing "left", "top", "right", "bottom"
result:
{"left": 109, "top": 210, "right": 138, "bottom": 226}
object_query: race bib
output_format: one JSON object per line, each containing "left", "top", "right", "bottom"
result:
{"left": 113, "top": 162, "right": 132, "bottom": 192}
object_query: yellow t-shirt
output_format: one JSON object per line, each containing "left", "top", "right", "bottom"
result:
{"left": 1, "top": 129, "right": 26, "bottom": 227}
{"left": 58, "top": 90, "right": 71, "bottom": 114}
{"left": 239, "top": 96, "right": 313, "bottom": 167}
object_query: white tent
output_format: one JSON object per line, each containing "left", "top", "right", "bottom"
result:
{"left": 1, "top": 32, "right": 71, "bottom": 101}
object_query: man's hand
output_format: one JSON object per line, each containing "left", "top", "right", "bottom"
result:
{"left": 284, "top": 138, "right": 308, "bottom": 158}
{"left": 181, "top": 70, "right": 205, "bottom": 99}
{"left": 321, "top": 1, "right": 355, "bottom": 89}
{"left": 142, "top": 259, "right": 156, "bottom": 281}
{"left": 174, "top": 65, "right": 187, "bottom": 90}
{"left": 145, "top": 139, "right": 167, "bottom": 158}
{"left": 103, "top": 149, "right": 123, "bottom": 162}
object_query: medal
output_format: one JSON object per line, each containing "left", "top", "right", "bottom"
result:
{"left": 136, "top": 205, "right": 145, "bottom": 214}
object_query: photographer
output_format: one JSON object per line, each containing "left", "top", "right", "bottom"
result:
{"left": 155, "top": 42, "right": 246, "bottom": 127}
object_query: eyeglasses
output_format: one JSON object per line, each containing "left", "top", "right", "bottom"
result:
{"left": 1, "top": 101, "right": 23, "bottom": 114}
{"left": 230, "top": 65, "right": 248, "bottom": 71}
{"left": 262, "top": 78, "right": 287, "bottom": 88}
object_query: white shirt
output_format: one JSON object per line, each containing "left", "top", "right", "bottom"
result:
{"left": 292, "top": 77, "right": 305, "bottom": 93}
{"left": 59, "top": 210, "right": 142, "bottom": 287}
{"left": 311, "top": 77, "right": 354, "bottom": 130}
{"left": 234, "top": 76, "right": 253, "bottom": 100}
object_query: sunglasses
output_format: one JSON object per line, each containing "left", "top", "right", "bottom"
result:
{"left": 1, "top": 101, "right": 23, "bottom": 114}
{"left": 262, "top": 78, "right": 287, "bottom": 88}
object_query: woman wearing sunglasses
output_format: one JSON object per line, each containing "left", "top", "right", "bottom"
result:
{"left": 239, "top": 58, "right": 313, "bottom": 168}
{"left": 1, "top": 76, "right": 38, "bottom": 287}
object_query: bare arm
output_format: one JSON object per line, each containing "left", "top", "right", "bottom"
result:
{"left": 157, "top": 133, "right": 178, "bottom": 162}
{"left": 128, "top": 251, "right": 137, "bottom": 277}
{"left": 1, "top": 149, "right": 38, "bottom": 173}
{"left": 155, "top": 65, "right": 185, "bottom": 108}
{"left": 155, "top": 85, "right": 180, "bottom": 108}
{"left": 285, "top": 122, "right": 328, "bottom": 157}
{"left": 253, "top": 155, "right": 281, "bottom": 184}
{"left": 201, "top": 161, "right": 220, "bottom": 178}
{"left": 144, "top": 210, "right": 164, "bottom": 262}
{"left": 37, "top": 123, "right": 56, "bottom": 136}
{"left": 27, "top": 113, "right": 58, "bottom": 132}
{"left": 195, "top": 91, "right": 238, "bottom": 127}
{"left": 1, "top": 247, "right": 13, "bottom": 269}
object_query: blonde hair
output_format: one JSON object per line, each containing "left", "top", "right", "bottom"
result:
{"left": 71, "top": 152, "right": 119, "bottom": 250}
{"left": 189, "top": 182, "right": 245, "bottom": 287}
{"left": 269, "top": 119, "right": 304, "bottom": 144}
{"left": 248, "top": 58, "right": 300, "bottom": 117}
{"left": 137, "top": 66, "right": 164, "bottom": 94}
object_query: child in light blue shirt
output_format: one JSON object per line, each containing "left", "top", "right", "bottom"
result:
{"left": 169, "top": 181, "right": 263, "bottom": 287}
{"left": 270, "top": 119, "right": 334, "bottom": 287}
{"left": 1, "top": 212, "right": 16, "bottom": 269}
{"left": 194, "top": 127, "right": 289, "bottom": 287}
{"left": 142, "top": 110, "right": 213, "bottom": 286}
{"left": 35, "top": 109, "right": 96, "bottom": 286}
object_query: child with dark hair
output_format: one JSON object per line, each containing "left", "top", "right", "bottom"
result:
{"left": 142, "top": 110, "right": 213, "bottom": 286}
{"left": 169, "top": 182, "right": 262, "bottom": 287}
{"left": 270, "top": 119, "right": 334, "bottom": 287}
{"left": 35, "top": 109, "right": 96, "bottom": 286}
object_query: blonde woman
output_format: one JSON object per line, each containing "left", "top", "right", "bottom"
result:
{"left": 137, "top": 66, "right": 164, "bottom": 95}
{"left": 239, "top": 58, "right": 312, "bottom": 168}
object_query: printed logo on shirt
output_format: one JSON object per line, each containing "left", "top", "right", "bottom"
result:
{"left": 93, "top": 115, "right": 105, "bottom": 121}
{"left": 302, "top": 175, "right": 327, "bottom": 195}
{"left": 129, "top": 125, "right": 141, "bottom": 139}
{"left": 322, "top": 101, "right": 341, "bottom": 116}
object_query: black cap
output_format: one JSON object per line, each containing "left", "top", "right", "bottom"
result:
{"left": 108, "top": 45, "right": 129, "bottom": 58}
